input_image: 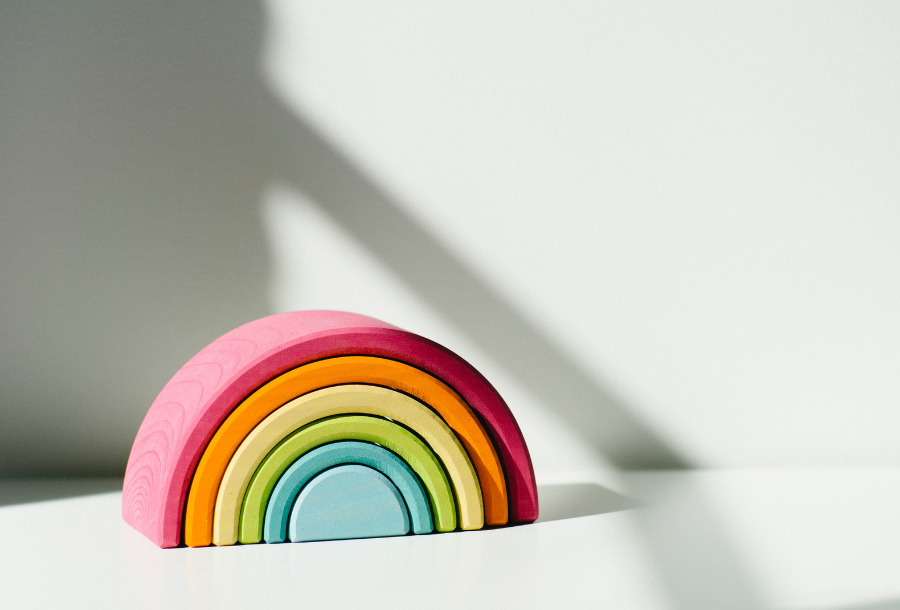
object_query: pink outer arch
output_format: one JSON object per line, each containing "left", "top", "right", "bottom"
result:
{"left": 122, "top": 311, "right": 538, "bottom": 548}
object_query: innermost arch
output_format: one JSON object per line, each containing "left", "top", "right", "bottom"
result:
{"left": 289, "top": 464, "right": 411, "bottom": 542}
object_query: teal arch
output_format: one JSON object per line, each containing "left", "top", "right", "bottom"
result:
{"left": 265, "top": 441, "right": 433, "bottom": 543}
{"left": 289, "top": 465, "right": 410, "bottom": 542}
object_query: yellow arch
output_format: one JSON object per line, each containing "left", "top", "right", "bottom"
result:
{"left": 212, "top": 385, "right": 484, "bottom": 546}
{"left": 185, "top": 355, "right": 506, "bottom": 547}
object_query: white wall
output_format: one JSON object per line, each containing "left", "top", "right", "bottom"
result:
{"left": 0, "top": 0, "right": 897, "bottom": 475}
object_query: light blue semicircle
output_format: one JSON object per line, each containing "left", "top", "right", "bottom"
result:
{"left": 265, "top": 441, "right": 433, "bottom": 543}
{"left": 288, "top": 464, "right": 409, "bottom": 542}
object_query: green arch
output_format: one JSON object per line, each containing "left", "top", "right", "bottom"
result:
{"left": 239, "top": 415, "right": 457, "bottom": 543}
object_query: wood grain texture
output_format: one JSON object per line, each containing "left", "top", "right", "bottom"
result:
{"left": 213, "top": 385, "right": 479, "bottom": 546}
{"left": 185, "top": 355, "right": 507, "bottom": 547}
{"left": 260, "top": 441, "right": 433, "bottom": 544}
{"left": 122, "top": 310, "right": 537, "bottom": 548}
{"left": 287, "top": 465, "right": 410, "bottom": 543}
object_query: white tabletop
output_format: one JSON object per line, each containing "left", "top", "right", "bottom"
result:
{"left": 2, "top": 470, "right": 898, "bottom": 610}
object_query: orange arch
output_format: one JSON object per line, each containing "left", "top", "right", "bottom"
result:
{"left": 184, "top": 355, "right": 508, "bottom": 547}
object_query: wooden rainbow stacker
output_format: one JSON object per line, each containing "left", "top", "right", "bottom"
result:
{"left": 122, "top": 310, "right": 538, "bottom": 547}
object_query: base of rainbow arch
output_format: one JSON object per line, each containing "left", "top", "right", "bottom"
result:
{"left": 123, "top": 310, "right": 539, "bottom": 547}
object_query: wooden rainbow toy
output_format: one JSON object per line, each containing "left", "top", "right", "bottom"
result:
{"left": 123, "top": 310, "right": 538, "bottom": 547}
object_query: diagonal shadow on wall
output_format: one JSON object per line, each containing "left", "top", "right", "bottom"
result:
{"left": 0, "top": 0, "right": 685, "bottom": 475}
{"left": 261, "top": 91, "right": 689, "bottom": 472}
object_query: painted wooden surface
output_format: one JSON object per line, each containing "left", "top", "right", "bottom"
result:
{"left": 212, "top": 385, "right": 480, "bottom": 546}
{"left": 288, "top": 465, "right": 410, "bottom": 543}
{"left": 260, "top": 441, "right": 433, "bottom": 544}
{"left": 122, "top": 310, "right": 537, "bottom": 548}
{"left": 185, "top": 355, "right": 507, "bottom": 548}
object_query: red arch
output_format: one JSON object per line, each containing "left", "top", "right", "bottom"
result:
{"left": 122, "top": 310, "right": 538, "bottom": 548}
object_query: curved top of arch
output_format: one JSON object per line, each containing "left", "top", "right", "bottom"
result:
{"left": 184, "top": 354, "right": 507, "bottom": 547}
{"left": 123, "top": 310, "right": 537, "bottom": 548}
{"left": 212, "top": 385, "right": 482, "bottom": 546}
